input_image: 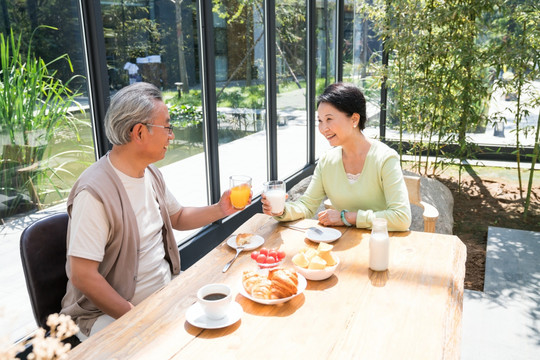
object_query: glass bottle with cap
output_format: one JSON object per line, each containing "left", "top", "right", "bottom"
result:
{"left": 369, "top": 218, "right": 389, "bottom": 271}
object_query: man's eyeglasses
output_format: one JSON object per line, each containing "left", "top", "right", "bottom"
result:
{"left": 144, "top": 123, "right": 174, "bottom": 135}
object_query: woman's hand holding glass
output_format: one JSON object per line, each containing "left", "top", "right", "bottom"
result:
{"left": 261, "top": 193, "right": 288, "bottom": 216}
{"left": 262, "top": 180, "right": 287, "bottom": 216}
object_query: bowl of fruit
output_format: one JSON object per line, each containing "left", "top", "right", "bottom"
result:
{"left": 250, "top": 247, "right": 286, "bottom": 270}
{"left": 292, "top": 243, "right": 339, "bottom": 281}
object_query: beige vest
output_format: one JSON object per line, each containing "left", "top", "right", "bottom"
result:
{"left": 60, "top": 155, "right": 180, "bottom": 336}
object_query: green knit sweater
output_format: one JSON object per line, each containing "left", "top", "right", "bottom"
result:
{"left": 276, "top": 140, "right": 411, "bottom": 231}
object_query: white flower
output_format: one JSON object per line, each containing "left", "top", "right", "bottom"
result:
{"left": 1, "top": 313, "right": 79, "bottom": 360}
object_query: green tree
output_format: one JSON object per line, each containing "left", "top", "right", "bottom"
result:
{"left": 487, "top": 0, "right": 540, "bottom": 201}
{"left": 365, "top": 0, "right": 496, "bottom": 183}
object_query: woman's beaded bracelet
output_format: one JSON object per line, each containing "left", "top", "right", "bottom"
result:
{"left": 341, "top": 209, "right": 353, "bottom": 227}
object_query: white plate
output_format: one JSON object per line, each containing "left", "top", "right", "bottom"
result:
{"left": 186, "top": 301, "right": 243, "bottom": 329}
{"left": 239, "top": 273, "right": 307, "bottom": 305}
{"left": 227, "top": 234, "right": 264, "bottom": 251}
{"left": 306, "top": 227, "right": 342, "bottom": 243}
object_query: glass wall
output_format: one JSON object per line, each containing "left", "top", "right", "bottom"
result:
{"left": 314, "top": 0, "right": 337, "bottom": 160}
{"left": 276, "top": 0, "right": 308, "bottom": 179}
{"left": 0, "top": 0, "right": 93, "bottom": 222}
{"left": 214, "top": 1, "right": 268, "bottom": 198}
{"left": 2, "top": 0, "right": 536, "bottom": 227}
{"left": 342, "top": 0, "right": 382, "bottom": 138}
{"left": 100, "top": 0, "right": 208, "bottom": 219}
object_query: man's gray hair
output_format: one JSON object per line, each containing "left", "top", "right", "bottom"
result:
{"left": 105, "top": 82, "right": 163, "bottom": 145}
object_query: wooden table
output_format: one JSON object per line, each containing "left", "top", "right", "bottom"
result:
{"left": 67, "top": 214, "right": 466, "bottom": 360}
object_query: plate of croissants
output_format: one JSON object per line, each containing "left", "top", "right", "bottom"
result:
{"left": 240, "top": 267, "right": 307, "bottom": 305}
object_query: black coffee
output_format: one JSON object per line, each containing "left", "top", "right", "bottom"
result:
{"left": 203, "top": 293, "right": 227, "bottom": 301}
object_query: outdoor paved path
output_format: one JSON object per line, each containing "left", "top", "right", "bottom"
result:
{"left": 461, "top": 226, "right": 540, "bottom": 360}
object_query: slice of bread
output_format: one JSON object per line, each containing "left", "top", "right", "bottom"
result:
{"left": 236, "top": 233, "right": 254, "bottom": 246}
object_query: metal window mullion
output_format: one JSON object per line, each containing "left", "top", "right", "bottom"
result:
{"left": 335, "top": 0, "right": 344, "bottom": 82}
{"left": 77, "top": 0, "right": 111, "bottom": 159}
{"left": 197, "top": 0, "right": 221, "bottom": 206}
{"left": 264, "top": 0, "right": 278, "bottom": 180}
{"left": 380, "top": 35, "right": 389, "bottom": 141}
{"left": 306, "top": 0, "right": 316, "bottom": 165}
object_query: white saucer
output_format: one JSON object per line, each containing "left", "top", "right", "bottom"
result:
{"left": 186, "top": 301, "right": 243, "bottom": 329}
{"left": 306, "top": 227, "right": 342, "bottom": 243}
{"left": 227, "top": 234, "right": 264, "bottom": 251}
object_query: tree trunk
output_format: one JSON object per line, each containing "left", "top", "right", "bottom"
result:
{"left": 26, "top": 0, "right": 38, "bottom": 31}
{"left": 245, "top": 8, "right": 252, "bottom": 86}
{"left": 1, "top": 0, "right": 10, "bottom": 34}
{"left": 523, "top": 110, "right": 540, "bottom": 219}
{"left": 174, "top": 0, "right": 189, "bottom": 92}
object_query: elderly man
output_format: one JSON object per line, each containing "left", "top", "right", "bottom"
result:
{"left": 60, "top": 82, "right": 246, "bottom": 340}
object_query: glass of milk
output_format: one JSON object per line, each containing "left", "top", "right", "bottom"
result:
{"left": 264, "top": 180, "right": 286, "bottom": 215}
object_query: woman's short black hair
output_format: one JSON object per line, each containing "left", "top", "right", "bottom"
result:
{"left": 316, "top": 82, "right": 367, "bottom": 130}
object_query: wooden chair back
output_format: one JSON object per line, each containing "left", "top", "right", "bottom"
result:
{"left": 403, "top": 175, "right": 439, "bottom": 233}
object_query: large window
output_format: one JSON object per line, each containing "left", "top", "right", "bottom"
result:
{"left": 315, "top": 0, "right": 338, "bottom": 160}
{"left": 0, "top": 0, "right": 92, "bottom": 343}
{"left": 100, "top": 0, "right": 208, "bottom": 243}
{"left": 2, "top": 0, "right": 536, "bottom": 227}
{"left": 275, "top": 0, "right": 308, "bottom": 179}
{"left": 214, "top": 2, "right": 268, "bottom": 198}
{"left": 276, "top": 0, "right": 307, "bottom": 179}
{"left": 0, "top": 0, "right": 93, "bottom": 222}
{"left": 342, "top": 0, "right": 381, "bottom": 138}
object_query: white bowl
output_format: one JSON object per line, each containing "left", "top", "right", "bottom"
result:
{"left": 293, "top": 255, "right": 340, "bottom": 281}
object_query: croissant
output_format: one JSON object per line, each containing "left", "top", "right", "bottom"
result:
{"left": 251, "top": 278, "right": 273, "bottom": 299}
{"left": 242, "top": 271, "right": 263, "bottom": 294}
{"left": 268, "top": 268, "right": 298, "bottom": 298}
{"left": 269, "top": 268, "right": 299, "bottom": 286}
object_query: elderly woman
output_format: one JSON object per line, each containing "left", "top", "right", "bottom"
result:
{"left": 262, "top": 82, "right": 411, "bottom": 231}
{"left": 61, "top": 82, "right": 249, "bottom": 340}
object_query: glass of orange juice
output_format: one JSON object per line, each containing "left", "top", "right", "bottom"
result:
{"left": 229, "top": 175, "right": 252, "bottom": 210}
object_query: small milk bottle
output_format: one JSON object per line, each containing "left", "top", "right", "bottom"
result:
{"left": 369, "top": 218, "right": 389, "bottom": 271}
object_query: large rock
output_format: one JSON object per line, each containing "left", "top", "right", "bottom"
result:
{"left": 404, "top": 170, "right": 454, "bottom": 234}
{"left": 288, "top": 171, "right": 454, "bottom": 234}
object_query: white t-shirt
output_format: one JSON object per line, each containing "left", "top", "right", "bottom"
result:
{"left": 123, "top": 62, "right": 139, "bottom": 75}
{"left": 68, "top": 158, "right": 182, "bottom": 305}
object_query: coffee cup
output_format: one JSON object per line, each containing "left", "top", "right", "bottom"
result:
{"left": 197, "top": 283, "right": 232, "bottom": 320}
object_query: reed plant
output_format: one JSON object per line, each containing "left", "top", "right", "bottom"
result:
{"left": 0, "top": 26, "right": 85, "bottom": 218}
